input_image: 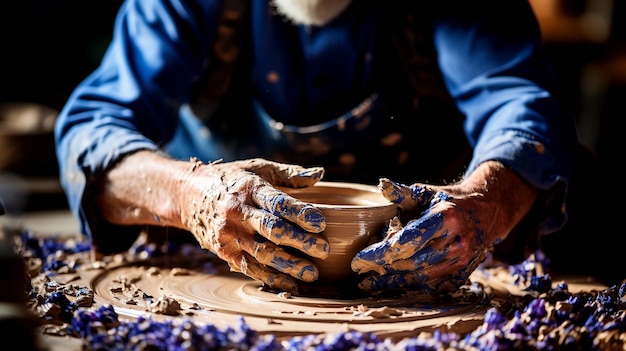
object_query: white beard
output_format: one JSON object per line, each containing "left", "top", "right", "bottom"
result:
{"left": 272, "top": 0, "right": 352, "bottom": 26}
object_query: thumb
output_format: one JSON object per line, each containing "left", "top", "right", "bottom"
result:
{"left": 242, "top": 158, "right": 325, "bottom": 188}
{"left": 378, "top": 178, "right": 435, "bottom": 211}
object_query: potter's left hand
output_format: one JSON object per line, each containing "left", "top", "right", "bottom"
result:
{"left": 351, "top": 161, "right": 538, "bottom": 293}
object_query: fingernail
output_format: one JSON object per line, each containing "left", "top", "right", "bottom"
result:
{"left": 299, "top": 206, "right": 326, "bottom": 231}
{"left": 379, "top": 179, "right": 404, "bottom": 203}
{"left": 298, "top": 167, "right": 325, "bottom": 180}
{"left": 351, "top": 257, "right": 386, "bottom": 275}
{"left": 297, "top": 264, "right": 318, "bottom": 282}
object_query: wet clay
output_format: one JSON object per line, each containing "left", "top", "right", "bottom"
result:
{"left": 17, "top": 214, "right": 619, "bottom": 351}
{"left": 22, "top": 228, "right": 612, "bottom": 347}
{"left": 280, "top": 182, "right": 398, "bottom": 282}
{"left": 82, "top": 252, "right": 488, "bottom": 340}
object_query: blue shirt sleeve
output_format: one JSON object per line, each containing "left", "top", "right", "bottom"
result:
{"left": 431, "top": 1, "right": 578, "bottom": 234}
{"left": 54, "top": 0, "right": 222, "bottom": 237}
{"left": 55, "top": 0, "right": 578, "bottom": 241}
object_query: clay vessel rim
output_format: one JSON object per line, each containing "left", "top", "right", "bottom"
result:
{"left": 279, "top": 181, "right": 396, "bottom": 210}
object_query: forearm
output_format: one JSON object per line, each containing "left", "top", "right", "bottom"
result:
{"left": 460, "top": 160, "right": 539, "bottom": 245}
{"left": 94, "top": 150, "right": 196, "bottom": 229}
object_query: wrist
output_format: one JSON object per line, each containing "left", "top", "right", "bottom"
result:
{"left": 463, "top": 160, "right": 538, "bottom": 245}
{"left": 95, "top": 150, "right": 191, "bottom": 228}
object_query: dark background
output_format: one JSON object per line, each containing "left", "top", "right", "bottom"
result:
{"left": 0, "top": 1, "right": 124, "bottom": 111}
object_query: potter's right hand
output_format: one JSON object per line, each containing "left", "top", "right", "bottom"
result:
{"left": 180, "top": 158, "right": 329, "bottom": 293}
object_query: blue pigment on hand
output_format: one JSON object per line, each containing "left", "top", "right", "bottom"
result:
{"left": 395, "top": 212, "right": 444, "bottom": 246}
{"left": 295, "top": 169, "right": 324, "bottom": 181}
{"left": 386, "top": 180, "right": 406, "bottom": 203}
{"left": 270, "top": 257, "right": 316, "bottom": 281}
{"left": 410, "top": 185, "right": 436, "bottom": 205}
{"left": 299, "top": 207, "right": 325, "bottom": 230}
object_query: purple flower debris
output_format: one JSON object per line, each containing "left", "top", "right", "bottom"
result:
{"left": 14, "top": 230, "right": 626, "bottom": 350}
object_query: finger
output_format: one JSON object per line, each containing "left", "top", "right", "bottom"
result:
{"left": 374, "top": 244, "right": 451, "bottom": 273}
{"left": 240, "top": 234, "right": 319, "bottom": 282}
{"left": 251, "top": 184, "right": 326, "bottom": 233}
{"left": 351, "top": 212, "right": 445, "bottom": 274}
{"left": 245, "top": 206, "right": 329, "bottom": 259}
{"left": 243, "top": 158, "right": 325, "bottom": 188}
{"left": 234, "top": 252, "right": 300, "bottom": 293}
{"left": 358, "top": 247, "right": 486, "bottom": 292}
{"left": 357, "top": 271, "right": 467, "bottom": 293}
{"left": 350, "top": 239, "right": 391, "bottom": 275}
{"left": 378, "top": 178, "right": 436, "bottom": 210}
{"left": 358, "top": 271, "right": 431, "bottom": 291}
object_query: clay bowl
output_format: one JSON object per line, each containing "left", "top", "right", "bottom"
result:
{"left": 280, "top": 181, "right": 398, "bottom": 283}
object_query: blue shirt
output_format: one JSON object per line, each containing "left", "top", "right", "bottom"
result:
{"left": 54, "top": 0, "right": 579, "bottom": 240}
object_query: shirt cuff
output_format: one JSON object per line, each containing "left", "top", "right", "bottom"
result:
{"left": 466, "top": 129, "right": 569, "bottom": 235}
{"left": 59, "top": 126, "right": 158, "bottom": 239}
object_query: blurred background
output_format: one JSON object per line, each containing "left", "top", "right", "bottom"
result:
{"left": 0, "top": 0, "right": 624, "bottom": 216}
{"left": 0, "top": 1, "right": 124, "bottom": 215}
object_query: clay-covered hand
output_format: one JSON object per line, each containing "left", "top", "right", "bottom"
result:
{"left": 351, "top": 161, "right": 538, "bottom": 293}
{"left": 181, "top": 158, "right": 329, "bottom": 293}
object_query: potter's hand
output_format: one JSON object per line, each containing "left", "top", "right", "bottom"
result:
{"left": 182, "top": 158, "right": 329, "bottom": 293}
{"left": 351, "top": 161, "right": 538, "bottom": 293}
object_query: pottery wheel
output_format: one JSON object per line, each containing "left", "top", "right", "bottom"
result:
{"left": 84, "top": 254, "right": 490, "bottom": 340}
